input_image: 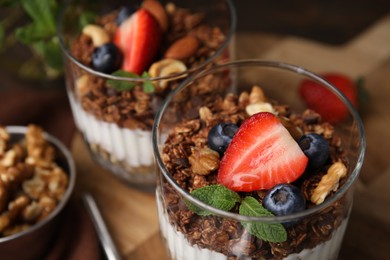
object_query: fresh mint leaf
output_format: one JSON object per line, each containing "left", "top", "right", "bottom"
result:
{"left": 32, "top": 37, "right": 63, "bottom": 71}
{"left": 141, "top": 71, "right": 155, "bottom": 93}
{"left": 239, "top": 196, "right": 287, "bottom": 242}
{"left": 15, "top": 23, "right": 52, "bottom": 44}
{"left": 20, "top": 0, "right": 57, "bottom": 33}
{"left": 107, "top": 70, "right": 140, "bottom": 91}
{"left": 186, "top": 184, "right": 240, "bottom": 216}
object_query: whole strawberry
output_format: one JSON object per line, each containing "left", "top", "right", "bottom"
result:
{"left": 299, "top": 73, "right": 358, "bottom": 123}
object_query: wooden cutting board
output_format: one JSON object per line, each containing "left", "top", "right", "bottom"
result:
{"left": 71, "top": 14, "right": 390, "bottom": 260}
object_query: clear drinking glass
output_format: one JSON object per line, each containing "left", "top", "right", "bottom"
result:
{"left": 153, "top": 60, "right": 365, "bottom": 259}
{"left": 57, "top": 0, "right": 236, "bottom": 190}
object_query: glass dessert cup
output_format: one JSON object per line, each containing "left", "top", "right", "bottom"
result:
{"left": 57, "top": 0, "right": 236, "bottom": 190}
{"left": 153, "top": 60, "right": 366, "bottom": 259}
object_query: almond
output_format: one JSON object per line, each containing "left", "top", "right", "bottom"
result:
{"left": 142, "top": 0, "right": 169, "bottom": 32}
{"left": 164, "top": 35, "right": 199, "bottom": 60}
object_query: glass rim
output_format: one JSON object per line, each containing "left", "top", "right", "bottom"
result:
{"left": 56, "top": 0, "right": 237, "bottom": 82}
{"left": 152, "top": 59, "right": 366, "bottom": 223}
{"left": 0, "top": 126, "right": 76, "bottom": 243}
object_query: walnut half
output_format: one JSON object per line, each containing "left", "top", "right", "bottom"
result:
{"left": 189, "top": 147, "right": 220, "bottom": 175}
{"left": 311, "top": 161, "right": 347, "bottom": 205}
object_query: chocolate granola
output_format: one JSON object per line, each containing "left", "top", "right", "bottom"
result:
{"left": 159, "top": 82, "right": 350, "bottom": 259}
{"left": 68, "top": 2, "right": 229, "bottom": 130}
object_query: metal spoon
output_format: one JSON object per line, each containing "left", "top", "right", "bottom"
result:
{"left": 82, "top": 193, "right": 122, "bottom": 260}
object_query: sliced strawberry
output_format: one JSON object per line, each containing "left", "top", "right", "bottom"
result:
{"left": 114, "top": 8, "right": 161, "bottom": 75}
{"left": 299, "top": 73, "right": 358, "bottom": 123}
{"left": 217, "top": 112, "right": 308, "bottom": 192}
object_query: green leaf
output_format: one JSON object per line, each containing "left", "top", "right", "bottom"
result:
{"left": 141, "top": 71, "right": 155, "bottom": 93}
{"left": 20, "top": 0, "right": 57, "bottom": 33}
{"left": 107, "top": 70, "right": 140, "bottom": 91}
{"left": 15, "top": 22, "right": 52, "bottom": 44}
{"left": 239, "top": 196, "right": 287, "bottom": 242}
{"left": 31, "top": 37, "right": 63, "bottom": 71}
{"left": 186, "top": 185, "right": 241, "bottom": 216}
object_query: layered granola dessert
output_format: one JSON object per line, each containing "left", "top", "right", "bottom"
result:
{"left": 153, "top": 61, "right": 365, "bottom": 259}
{"left": 59, "top": 0, "right": 235, "bottom": 188}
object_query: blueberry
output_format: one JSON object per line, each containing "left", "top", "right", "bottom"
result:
{"left": 116, "top": 6, "right": 137, "bottom": 26}
{"left": 92, "top": 43, "right": 122, "bottom": 74}
{"left": 298, "top": 133, "right": 330, "bottom": 170}
{"left": 208, "top": 123, "right": 238, "bottom": 156}
{"left": 263, "top": 184, "right": 306, "bottom": 217}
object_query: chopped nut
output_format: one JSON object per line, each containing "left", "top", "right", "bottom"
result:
{"left": 8, "top": 195, "right": 30, "bottom": 219}
{"left": 1, "top": 149, "right": 16, "bottom": 167}
{"left": 148, "top": 59, "right": 187, "bottom": 92}
{"left": 311, "top": 161, "right": 347, "bottom": 204}
{"left": 22, "top": 174, "right": 46, "bottom": 199}
{"left": 174, "top": 120, "right": 200, "bottom": 135}
{"left": 249, "top": 86, "right": 266, "bottom": 104}
{"left": 82, "top": 24, "right": 110, "bottom": 47}
{"left": 0, "top": 126, "right": 9, "bottom": 156}
{"left": 189, "top": 147, "right": 220, "bottom": 175}
{"left": 22, "top": 201, "right": 43, "bottom": 222}
{"left": 26, "top": 125, "right": 54, "bottom": 162}
{"left": 238, "top": 91, "right": 249, "bottom": 107}
{"left": 199, "top": 106, "right": 213, "bottom": 125}
{"left": 245, "top": 102, "right": 275, "bottom": 116}
{"left": 1, "top": 163, "right": 34, "bottom": 189}
{"left": 0, "top": 126, "right": 9, "bottom": 141}
{"left": 76, "top": 74, "right": 92, "bottom": 97}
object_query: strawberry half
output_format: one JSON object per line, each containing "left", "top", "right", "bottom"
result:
{"left": 114, "top": 8, "right": 161, "bottom": 75}
{"left": 217, "top": 112, "right": 308, "bottom": 192}
{"left": 299, "top": 73, "right": 358, "bottom": 123}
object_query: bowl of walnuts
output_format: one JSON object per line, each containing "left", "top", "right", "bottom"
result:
{"left": 0, "top": 125, "right": 76, "bottom": 259}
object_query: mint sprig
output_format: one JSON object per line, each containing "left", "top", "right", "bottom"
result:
{"left": 107, "top": 70, "right": 155, "bottom": 93}
{"left": 239, "top": 197, "right": 287, "bottom": 242}
{"left": 186, "top": 184, "right": 240, "bottom": 216}
{"left": 0, "top": 0, "right": 97, "bottom": 80}
{"left": 186, "top": 185, "right": 287, "bottom": 242}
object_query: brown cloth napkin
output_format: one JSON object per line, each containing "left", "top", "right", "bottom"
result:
{"left": 0, "top": 78, "right": 102, "bottom": 260}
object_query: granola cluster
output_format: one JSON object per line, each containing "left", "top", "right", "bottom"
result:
{"left": 69, "top": 2, "right": 228, "bottom": 130}
{"left": 0, "top": 125, "right": 69, "bottom": 237}
{"left": 160, "top": 86, "right": 350, "bottom": 259}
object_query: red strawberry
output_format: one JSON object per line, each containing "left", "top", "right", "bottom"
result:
{"left": 114, "top": 8, "right": 161, "bottom": 75}
{"left": 217, "top": 112, "right": 308, "bottom": 192}
{"left": 299, "top": 73, "right": 358, "bottom": 123}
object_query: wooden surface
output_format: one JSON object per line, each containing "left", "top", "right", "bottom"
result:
{"left": 71, "top": 14, "right": 390, "bottom": 260}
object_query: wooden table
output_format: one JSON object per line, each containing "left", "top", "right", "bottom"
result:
{"left": 71, "top": 14, "right": 390, "bottom": 260}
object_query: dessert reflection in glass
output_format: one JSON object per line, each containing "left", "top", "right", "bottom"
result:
{"left": 58, "top": 0, "right": 236, "bottom": 190}
{"left": 153, "top": 60, "right": 365, "bottom": 259}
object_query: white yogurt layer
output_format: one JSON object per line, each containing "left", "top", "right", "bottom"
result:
{"left": 68, "top": 94, "right": 154, "bottom": 168}
{"left": 156, "top": 188, "right": 348, "bottom": 260}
